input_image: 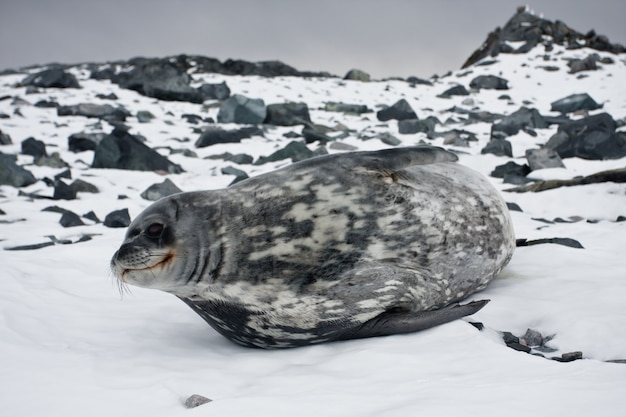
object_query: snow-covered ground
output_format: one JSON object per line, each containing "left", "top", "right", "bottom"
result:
{"left": 1, "top": 41, "right": 625, "bottom": 416}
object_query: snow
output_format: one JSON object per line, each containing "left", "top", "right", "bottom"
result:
{"left": 1, "top": 42, "right": 626, "bottom": 417}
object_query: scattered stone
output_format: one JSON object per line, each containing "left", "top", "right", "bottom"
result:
{"left": 491, "top": 161, "right": 531, "bottom": 178}
{"left": 103, "top": 208, "right": 131, "bottom": 228}
{"left": 140, "top": 178, "right": 183, "bottom": 201}
{"left": 264, "top": 102, "right": 311, "bottom": 126}
{"left": 491, "top": 107, "right": 548, "bottom": 139}
{"left": 343, "top": 69, "right": 371, "bottom": 82}
{"left": 553, "top": 351, "right": 584, "bottom": 362}
{"left": 195, "top": 126, "right": 264, "bottom": 148}
{"left": 184, "top": 394, "right": 212, "bottom": 409}
{"left": 205, "top": 152, "right": 254, "bottom": 165}
{"left": 375, "top": 132, "right": 401, "bottom": 146}
{"left": 376, "top": 99, "right": 417, "bottom": 121}
{"left": 181, "top": 114, "right": 203, "bottom": 124}
{"left": 0, "top": 130, "right": 12, "bottom": 145}
{"left": 506, "top": 202, "right": 523, "bottom": 212}
{"left": 92, "top": 128, "right": 184, "bottom": 174}
{"left": 33, "top": 100, "right": 59, "bottom": 108}
{"left": 83, "top": 211, "right": 101, "bottom": 223}
{"left": 42, "top": 205, "right": 69, "bottom": 214}
{"left": 525, "top": 148, "right": 565, "bottom": 171}
{"left": 21, "top": 137, "right": 47, "bottom": 158}
{"left": 198, "top": 81, "right": 231, "bottom": 101}
{"left": 57, "top": 103, "right": 130, "bottom": 122}
{"left": 567, "top": 54, "right": 598, "bottom": 74}
{"left": 439, "top": 85, "right": 470, "bottom": 98}
{"left": 254, "top": 141, "right": 314, "bottom": 165}
{"left": 35, "top": 152, "right": 69, "bottom": 169}
{"left": 221, "top": 166, "right": 249, "bottom": 185}
{"left": 515, "top": 237, "right": 584, "bottom": 249}
{"left": 550, "top": 93, "right": 602, "bottom": 114}
{"left": 324, "top": 102, "right": 369, "bottom": 114}
{"left": 521, "top": 328, "right": 544, "bottom": 347}
{"left": 506, "top": 166, "right": 626, "bottom": 193}
{"left": 329, "top": 142, "right": 359, "bottom": 151}
{"left": 481, "top": 139, "right": 512, "bottom": 157}
{"left": 406, "top": 76, "right": 433, "bottom": 86}
{"left": 70, "top": 179, "right": 99, "bottom": 194}
{"left": 54, "top": 169, "right": 72, "bottom": 181}
{"left": 96, "top": 92, "right": 118, "bottom": 100}
{"left": 398, "top": 117, "right": 439, "bottom": 135}
{"left": 60, "top": 211, "right": 85, "bottom": 227}
{"left": 53, "top": 180, "right": 77, "bottom": 200}
{"left": 217, "top": 94, "right": 266, "bottom": 124}
{"left": 469, "top": 322, "right": 484, "bottom": 331}
{"left": 301, "top": 126, "right": 334, "bottom": 144}
{"left": 68, "top": 132, "right": 106, "bottom": 152}
{"left": 0, "top": 154, "right": 37, "bottom": 187}
{"left": 19, "top": 68, "right": 80, "bottom": 89}
{"left": 469, "top": 75, "right": 509, "bottom": 90}
{"left": 5, "top": 241, "right": 55, "bottom": 251}
{"left": 136, "top": 110, "right": 155, "bottom": 123}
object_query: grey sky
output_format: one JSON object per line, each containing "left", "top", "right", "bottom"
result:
{"left": 1, "top": 0, "right": 624, "bottom": 79}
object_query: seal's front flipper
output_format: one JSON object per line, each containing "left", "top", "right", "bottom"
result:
{"left": 341, "top": 300, "right": 489, "bottom": 341}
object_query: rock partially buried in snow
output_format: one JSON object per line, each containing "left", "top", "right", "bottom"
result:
{"left": 376, "top": 99, "right": 417, "bottom": 121}
{"left": 140, "top": 179, "right": 183, "bottom": 201}
{"left": 550, "top": 93, "right": 602, "bottom": 114}
{"left": 184, "top": 394, "right": 212, "bottom": 408}
{"left": 0, "top": 154, "right": 37, "bottom": 187}
{"left": 525, "top": 148, "right": 565, "bottom": 171}
{"left": 217, "top": 94, "right": 266, "bottom": 124}
{"left": 18, "top": 68, "right": 81, "bottom": 89}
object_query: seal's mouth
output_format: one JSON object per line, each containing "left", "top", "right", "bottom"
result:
{"left": 119, "top": 252, "right": 175, "bottom": 282}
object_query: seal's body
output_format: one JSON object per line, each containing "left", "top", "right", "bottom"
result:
{"left": 111, "top": 147, "right": 515, "bottom": 348}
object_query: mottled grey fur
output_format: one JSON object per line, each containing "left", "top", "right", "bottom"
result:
{"left": 111, "top": 146, "right": 515, "bottom": 348}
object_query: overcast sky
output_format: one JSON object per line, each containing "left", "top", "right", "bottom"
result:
{"left": 1, "top": 0, "right": 625, "bottom": 79}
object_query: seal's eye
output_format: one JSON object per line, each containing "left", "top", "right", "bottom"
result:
{"left": 145, "top": 223, "right": 164, "bottom": 239}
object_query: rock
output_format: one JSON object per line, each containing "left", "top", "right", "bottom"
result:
{"left": 181, "top": 114, "right": 203, "bottom": 124}
{"left": 545, "top": 113, "right": 626, "bottom": 160}
{"left": 491, "top": 107, "right": 548, "bottom": 139}
{"left": 553, "top": 352, "right": 584, "bottom": 362}
{"left": 19, "top": 68, "right": 80, "bottom": 89}
{"left": 198, "top": 81, "right": 231, "bottom": 101}
{"left": 113, "top": 59, "right": 202, "bottom": 103}
{"left": 550, "top": 93, "right": 602, "bottom": 114}
{"left": 491, "top": 161, "right": 531, "bottom": 178}
{"left": 505, "top": 167, "right": 626, "bottom": 193}
{"left": 53, "top": 180, "right": 77, "bottom": 200}
{"left": 92, "top": 128, "right": 184, "bottom": 174}
{"left": 254, "top": 141, "right": 314, "bottom": 165}
{"left": 55, "top": 169, "right": 72, "bottom": 181}
{"left": 103, "top": 208, "right": 131, "bottom": 228}
{"left": 83, "top": 211, "right": 101, "bottom": 223}
{"left": 21, "top": 137, "right": 47, "bottom": 158}
{"left": 217, "top": 94, "right": 266, "bottom": 124}
{"left": 506, "top": 202, "right": 523, "bottom": 212}
{"left": 70, "top": 179, "right": 99, "bottom": 194}
{"left": 439, "top": 85, "right": 470, "bottom": 98}
{"left": 0, "top": 154, "right": 37, "bottom": 187}
{"left": 525, "top": 148, "right": 565, "bottom": 171}
{"left": 344, "top": 69, "right": 371, "bottom": 82}
{"left": 481, "top": 139, "right": 513, "bottom": 157}
{"left": 521, "top": 329, "right": 544, "bottom": 347}
{"left": 96, "top": 93, "right": 118, "bottom": 100}
{"left": 136, "top": 110, "right": 155, "bottom": 123}
{"left": 140, "top": 178, "right": 183, "bottom": 201}
{"left": 406, "top": 76, "right": 433, "bottom": 86}
{"left": 5, "top": 241, "right": 55, "bottom": 251}
{"left": 301, "top": 126, "right": 334, "bottom": 144}
{"left": 568, "top": 54, "right": 598, "bottom": 74}
{"left": 184, "top": 394, "right": 212, "bottom": 409}
{"left": 324, "top": 102, "right": 369, "bottom": 114}
{"left": 68, "top": 132, "right": 106, "bottom": 152}
{"left": 375, "top": 132, "right": 401, "bottom": 146}
{"left": 60, "top": 211, "right": 85, "bottom": 227}
{"left": 34, "top": 100, "right": 59, "bottom": 108}
{"left": 0, "top": 130, "right": 12, "bottom": 145}
{"left": 469, "top": 75, "right": 509, "bottom": 90}
{"left": 221, "top": 166, "right": 249, "bottom": 185}
{"left": 264, "top": 102, "right": 311, "bottom": 126}
{"left": 205, "top": 152, "right": 254, "bottom": 165}
{"left": 35, "top": 152, "right": 68, "bottom": 169}
{"left": 57, "top": 103, "right": 130, "bottom": 122}
{"left": 195, "top": 126, "right": 264, "bottom": 148}
{"left": 376, "top": 99, "right": 417, "bottom": 121}
{"left": 398, "top": 117, "right": 439, "bottom": 134}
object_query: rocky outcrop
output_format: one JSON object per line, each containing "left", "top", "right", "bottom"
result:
{"left": 19, "top": 68, "right": 80, "bottom": 89}
{"left": 217, "top": 95, "right": 266, "bottom": 124}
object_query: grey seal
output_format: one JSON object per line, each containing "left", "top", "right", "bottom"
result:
{"left": 111, "top": 146, "right": 515, "bottom": 348}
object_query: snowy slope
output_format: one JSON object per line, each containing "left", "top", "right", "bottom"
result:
{"left": 1, "top": 35, "right": 626, "bottom": 417}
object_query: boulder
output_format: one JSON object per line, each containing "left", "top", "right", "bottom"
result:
{"left": 398, "top": 117, "right": 439, "bottom": 135}
{"left": 92, "top": 128, "right": 184, "bottom": 173}
{"left": 57, "top": 103, "right": 129, "bottom": 122}
{"left": 140, "top": 178, "right": 183, "bottom": 201}
{"left": 491, "top": 161, "right": 531, "bottom": 178}
{"left": 0, "top": 130, "right": 12, "bottom": 145}
{"left": 264, "top": 102, "right": 311, "bottom": 126}
{"left": 217, "top": 94, "right": 266, "bottom": 124}
{"left": 254, "top": 141, "right": 316, "bottom": 165}
{"left": 195, "top": 126, "right": 264, "bottom": 148}
{"left": 19, "top": 68, "right": 80, "bottom": 89}
{"left": 0, "top": 154, "right": 37, "bottom": 187}
{"left": 550, "top": 93, "right": 602, "bottom": 114}
{"left": 53, "top": 180, "right": 77, "bottom": 200}
{"left": 481, "top": 139, "right": 513, "bottom": 157}
{"left": 491, "top": 107, "right": 548, "bottom": 139}
{"left": 103, "top": 208, "right": 131, "bottom": 228}
{"left": 344, "top": 69, "right": 371, "bottom": 82}
{"left": 60, "top": 211, "right": 85, "bottom": 228}
{"left": 439, "top": 85, "right": 470, "bottom": 98}
{"left": 568, "top": 54, "right": 599, "bottom": 74}
{"left": 545, "top": 113, "right": 626, "bottom": 160}
{"left": 198, "top": 82, "right": 231, "bottom": 101}
{"left": 376, "top": 99, "right": 417, "bottom": 121}
{"left": 21, "top": 137, "right": 47, "bottom": 158}
{"left": 68, "top": 132, "right": 106, "bottom": 152}
{"left": 525, "top": 148, "right": 565, "bottom": 171}
{"left": 469, "top": 75, "right": 509, "bottom": 90}
{"left": 136, "top": 110, "right": 155, "bottom": 123}
{"left": 221, "top": 166, "right": 249, "bottom": 185}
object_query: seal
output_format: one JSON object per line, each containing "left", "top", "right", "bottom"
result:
{"left": 111, "top": 146, "right": 515, "bottom": 348}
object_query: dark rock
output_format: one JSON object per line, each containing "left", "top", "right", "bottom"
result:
{"left": 469, "top": 322, "right": 484, "bottom": 331}
{"left": 515, "top": 237, "right": 584, "bottom": 249}
{"left": 301, "top": 126, "right": 334, "bottom": 144}
{"left": 68, "top": 132, "right": 106, "bottom": 152}
{"left": 42, "top": 205, "right": 69, "bottom": 214}
{"left": 181, "top": 114, "right": 203, "bottom": 124}
{"left": 221, "top": 166, "right": 249, "bottom": 185}
{"left": 35, "top": 152, "right": 68, "bottom": 169}
{"left": 505, "top": 167, "right": 626, "bottom": 193}
{"left": 70, "top": 179, "right": 99, "bottom": 194}
{"left": 217, "top": 94, "right": 266, "bottom": 124}
{"left": 54, "top": 169, "right": 72, "bottom": 181}
{"left": 136, "top": 110, "right": 155, "bottom": 123}
{"left": 525, "top": 148, "right": 565, "bottom": 171}
{"left": 506, "top": 202, "right": 523, "bottom": 212}
{"left": 406, "top": 76, "right": 433, "bottom": 86}
{"left": 503, "top": 174, "right": 534, "bottom": 185}
{"left": 324, "top": 102, "right": 369, "bottom": 114}
{"left": 206, "top": 152, "right": 254, "bottom": 165}
{"left": 53, "top": 180, "right": 77, "bottom": 200}
{"left": 103, "top": 208, "right": 131, "bottom": 228}
{"left": 264, "top": 102, "right": 311, "bottom": 126}
{"left": 19, "top": 68, "right": 80, "bottom": 89}
{"left": 375, "top": 132, "right": 401, "bottom": 146}
{"left": 550, "top": 93, "right": 602, "bottom": 114}
{"left": 568, "top": 54, "right": 599, "bottom": 74}
{"left": 469, "top": 75, "right": 509, "bottom": 90}
{"left": 0, "top": 130, "right": 12, "bottom": 145}
{"left": 481, "top": 139, "right": 513, "bottom": 157}
{"left": 344, "top": 69, "right": 371, "bottom": 82}
{"left": 491, "top": 107, "right": 548, "bottom": 139}
{"left": 96, "top": 93, "right": 118, "bottom": 100}
{"left": 5, "top": 241, "right": 55, "bottom": 251}
{"left": 491, "top": 161, "right": 531, "bottom": 178}
{"left": 546, "top": 113, "right": 626, "bottom": 160}
{"left": 376, "top": 99, "right": 417, "bottom": 121}
{"left": 254, "top": 141, "right": 314, "bottom": 165}
{"left": 92, "top": 128, "right": 184, "bottom": 174}
{"left": 57, "top": 103, "right": 129, "bottom": 122}
{"left": 140, "top": 178, "right": 183, "bottom": 201}
{"left": 60, "top": 211, "right": 85, "bottom": 227}
{"left": 439, "top": 85, "right": 470, "bottom": 98}
{"left": 184, "top": 394, "right": 212, "bottom": 409}
{"left": 521, "top": 329, "right": 544, "bottom": 347}
{"left": 398, "top": 117, "right": 439, "bottom": 134}
{"left": 83, "top": 211, "right": 101, "bottom": 223}
{"left": 195, "top": 126, "right": 264, "bottom": 148}
{"left": 198, "top": 82, "right": 231, "bottom": 101}
{"left": 33, "top": 100, "right": 59, "bottom": 108}
{"left": 0, "top": 154, "right": 37, "bottom": 187}
{"left": 553, "top": 351, "right": 584, "bottom": 362}
{"left": 21, "top": 137, "right": 47, "bottom": 158}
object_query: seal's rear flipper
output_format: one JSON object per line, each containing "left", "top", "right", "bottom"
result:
{"left": 341, "top": 300, "right": 489, "bottom": 341}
